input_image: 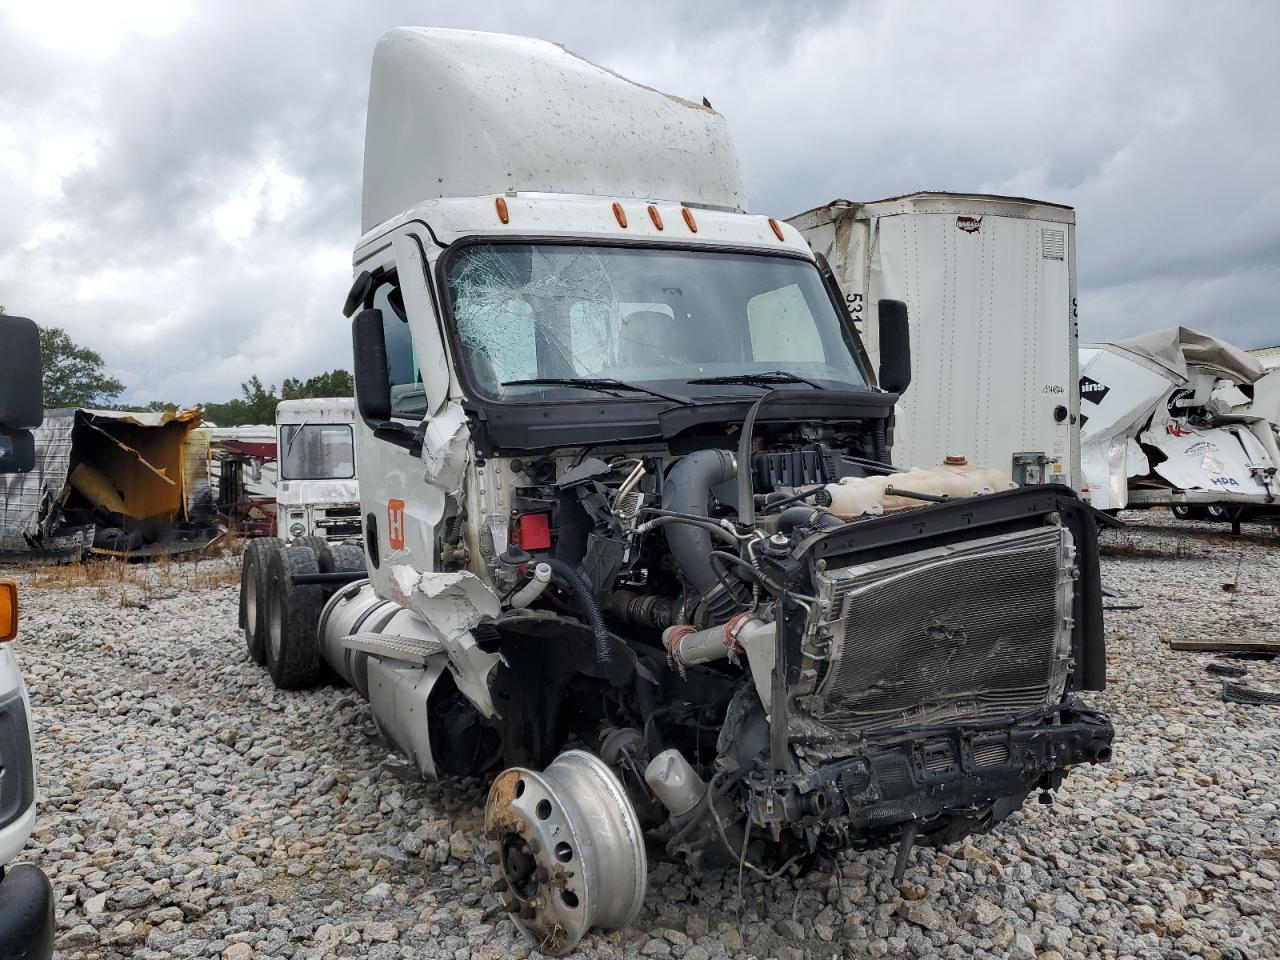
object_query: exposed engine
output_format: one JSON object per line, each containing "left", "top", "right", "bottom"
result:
{"left": 405, "top": 421, "right": 1109, "bottom": 951}
{"left": 312, "top": 417, "right": 1113, "bottom": 954}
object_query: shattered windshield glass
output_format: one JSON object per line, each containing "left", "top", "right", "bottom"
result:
{"left": 279, "top": 424, "right": 356, "bottom": 480}
{"left": 444, "top": 244, "right": 865, "bottom": 400}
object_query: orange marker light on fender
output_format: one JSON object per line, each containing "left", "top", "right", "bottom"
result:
{"left": 681, "top": 208, "right": 698, "bottom": 233}
{"left": 768, "top": 217, "right": 785, "bottom": 241}
{"left": 612, "top": 202, "right": 628, "bottom": 228}
{"left": 495, "top": 196, "right": 510, "bottom": 224}
{"left": 648, "top": 205, "right": 664, "bottom": 230}
{"left": 0, "top": 579, "right": 17, "bottom": 643}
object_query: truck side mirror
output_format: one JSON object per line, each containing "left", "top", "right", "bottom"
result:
{"left": 352, "top": 309, "right": 392, "bottom": 424}
{"left": 877, "top": 299, "right": 911, "bottom": 395}
{"left": 0, "top": 315, "right": 44, "bottom": 473}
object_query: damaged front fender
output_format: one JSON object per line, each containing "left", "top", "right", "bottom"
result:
{"left": 389, "top": 564, "right": 505, "bottom": 718}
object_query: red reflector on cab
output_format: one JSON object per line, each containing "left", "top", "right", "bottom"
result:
{"left": 513, "top": 513, "right": 552, "bottom": 551}
{"left": 495, "top": 196, "right": 510, "bottom": 224}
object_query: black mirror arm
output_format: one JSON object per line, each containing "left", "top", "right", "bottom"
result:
{"left": 370, "top": 419, "right": 426, "bottom": 457}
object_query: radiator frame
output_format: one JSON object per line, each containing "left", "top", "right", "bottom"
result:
{"left": 769, "top": 486, "right": 1108, "bottom": 772}
{"left": 810, "top": 524, "right": 1076, "bottom": 734}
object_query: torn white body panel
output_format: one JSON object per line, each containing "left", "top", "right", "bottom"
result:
{"left": 389, "top": 566, "right": 504, "bottom": 718}
{"left": 422, "top": 401, "right": 471, "bottom": 499}
{"left": 1246, "top": 346, "right": 1280, "bottom": 425}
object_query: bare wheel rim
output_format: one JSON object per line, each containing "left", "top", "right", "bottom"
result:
{"left": 245, "top": 569, "right": 258, "bottom": 638}
{"left": 485, "top": 749, "right": 647, "bottom": 956}
{"left": 268, "top": 577, "right": 284, "bottom": 663}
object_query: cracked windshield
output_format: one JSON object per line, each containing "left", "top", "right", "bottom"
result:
{"left": 445, "top": 243, "right": 865, "bottom": 400}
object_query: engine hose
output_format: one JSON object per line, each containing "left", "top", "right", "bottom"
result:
{"left": 544, "top": 557, "right": 612, "bottom": 665}
{"left": 775, "top": 506, "right": 845, "bottom": 537}
{"left": 663, "top": 450, "right": 749, "bottom": 621}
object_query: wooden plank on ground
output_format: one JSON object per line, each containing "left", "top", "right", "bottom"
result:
{"left": 1168, "top": 638, "right": 1280, "bottom": 654}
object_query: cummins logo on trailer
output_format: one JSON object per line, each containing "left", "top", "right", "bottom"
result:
{"left": 1079, "top": 376, "right": 1110, "bottom": 404}
{"left": 956, "top": 216, "right": 982, "bottom": 233}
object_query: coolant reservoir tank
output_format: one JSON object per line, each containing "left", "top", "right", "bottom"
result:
{"left": 824, "top": 462, "right": 1016, "bottom": 517}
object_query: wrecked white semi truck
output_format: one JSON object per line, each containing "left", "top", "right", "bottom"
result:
{"left": 788, "top": 194, "right": 1081, "bottom": 489}
{"left": 1079, "top": 327, "right": 1279, "bottom": 531}
{"left": 240, "top": 28, "right": 1114, "bottom": 953}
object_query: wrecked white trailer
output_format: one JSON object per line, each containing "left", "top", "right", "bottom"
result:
{"left": 0, "top": 407, "right": 223, "bottom": 558}
{"left": 1078, "top": 327, "right": 1279, "bottom": 529}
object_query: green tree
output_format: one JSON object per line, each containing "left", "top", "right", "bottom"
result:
{"left": 39, "top": 325, "right": 125, "bottom": 408}
{"left": 200, "top": 369, "right": 355, "bottom": 426}
{"left": 282, "top": 369, "right": 354, "bottom": 400}
{"left": 202, "top": 375, "right": 280, "bottom": 427}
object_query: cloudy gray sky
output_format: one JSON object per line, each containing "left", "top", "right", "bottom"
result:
{"left": 2, "top": 0, "right": 1277, "bottom": 405}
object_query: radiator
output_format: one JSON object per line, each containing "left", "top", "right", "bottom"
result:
{"left": 811, "top": 525, "right": 1074, "bottom": 734}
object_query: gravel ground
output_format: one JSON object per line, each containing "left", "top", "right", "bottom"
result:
{"left": 8, "top": 511, "right": 1280, "bottom": 960}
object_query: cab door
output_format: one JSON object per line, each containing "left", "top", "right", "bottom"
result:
{"left": 351, "top": 229, "right": 456, "bottom": 600}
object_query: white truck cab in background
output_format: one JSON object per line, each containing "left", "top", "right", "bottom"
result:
{"left": 0, "top": 315, "right": 56, "bottom": 960}
{"left": 274, "top": 398, "right": 362, "bottom": 543}
{"left": 789, "top": 194, "right": 1081, "bottom": 490}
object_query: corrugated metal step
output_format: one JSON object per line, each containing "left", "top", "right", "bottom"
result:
{"left": 343, "top": 632, "right": 443, "bottom": 664}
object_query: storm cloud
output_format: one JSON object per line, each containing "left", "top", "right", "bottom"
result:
{"left": 1, "top": 0, "right": 1276, "bottom": 405}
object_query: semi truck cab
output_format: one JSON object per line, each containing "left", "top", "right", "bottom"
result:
{"left": 274, "top": 398, "right": 362, "bottom": 543}
{"left": 245, "top": 29, "right": 1114, "bottom": 954}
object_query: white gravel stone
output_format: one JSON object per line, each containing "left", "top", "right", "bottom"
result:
{"left": 6, "top": 513, "right": 1280, "bottom": 959}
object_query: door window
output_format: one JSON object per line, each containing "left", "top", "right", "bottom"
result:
{"left": 372, "top": 276, "right": 427, "bottom": 418}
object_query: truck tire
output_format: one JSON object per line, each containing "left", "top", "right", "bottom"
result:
{"left": 329, "top": 541, "right": 368, "bottom": 576}
{"left": 264, "top": 544, "right": 325, "bottom": 689}
{"left": 1172, "top": 504, "right": 1207, "bottom": 521}
{"left": 294, "top": 535, "right": 334, "bottom": 572}
{"left": 239, "top": 538, "right": 279, "bottom": 664}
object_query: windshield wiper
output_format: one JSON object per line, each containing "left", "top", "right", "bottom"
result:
{"left": 500, "top": 377, "right": 694, "bottom": 406}
{"left": 685, "top": 370, "right": 825, "bottom": 390}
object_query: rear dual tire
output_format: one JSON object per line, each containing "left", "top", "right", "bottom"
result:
{"left": 240, "top": 539, "right": 279, "bottom": 664}
{"left": 265, "top": 545, "right": 326, "bottom": 689}
{"left": 241, "top": 537, "right": 366, "bottom": 686}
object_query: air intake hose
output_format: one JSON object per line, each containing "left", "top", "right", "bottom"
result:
{"left": 545, "top": 557, "right": 611, "bottom": 665}
{"left": 776, "top": 505, "right": 846, "bottom": 538}
{"left": 663, "top": 450, "right": 746, "bottom": 621}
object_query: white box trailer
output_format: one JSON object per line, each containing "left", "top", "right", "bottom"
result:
{"left": 788, "top": 193, "right": 1080, "bottom": 489}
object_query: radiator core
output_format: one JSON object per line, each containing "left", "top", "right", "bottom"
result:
{"left": 812, "top": 525, "right": 1073, "bottom": 734}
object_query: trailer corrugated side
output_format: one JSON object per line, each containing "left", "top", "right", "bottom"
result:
{"left": 788, "top": 193, "right": 1080, "bottom": 490}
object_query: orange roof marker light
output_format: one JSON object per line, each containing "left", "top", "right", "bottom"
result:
{"left": 648, "top": 205, "right": 664, "bottom": 230}
{"left": 681, "top": 207, "right": 698, "bottom": 233}
{"left": 495, "top": 196, "right": 510, "bottom": 224}
{"left": 612, "top": 202, "right": 628, "bottom": 228}
{"left": 0, "top": 579, "right": 17, "bottom": 643}
{"left": 768, "top": 217, "right": 785, "bottom": 241}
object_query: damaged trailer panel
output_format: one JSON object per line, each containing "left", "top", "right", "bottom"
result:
{"left": 1079, "top": 326, "right": 1280, "bottom": 518}
{"left": 0, "top": 407, "right": 224, "bottom": 558}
